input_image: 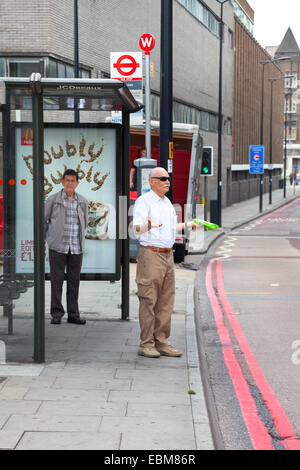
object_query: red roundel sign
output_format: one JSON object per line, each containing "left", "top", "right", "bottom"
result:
{"left": 139, "top": 33, "right": 155, "bottom": 54}
{"left": 113, "top": 55, "right": 140, "bottom": 77}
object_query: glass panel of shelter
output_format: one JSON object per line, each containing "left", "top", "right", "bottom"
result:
{"left": 0, "top": 86, "right": 35, "bottom": 363}
{"left": 0, "top": 78, "right": 137, "bottom": 363}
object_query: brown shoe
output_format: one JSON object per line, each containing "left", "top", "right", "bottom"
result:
{"left": 156, "top": 344, "right": 182, "bottom": 357}
{"left": 138, "top": 347, "right": 160, "bottom": 358}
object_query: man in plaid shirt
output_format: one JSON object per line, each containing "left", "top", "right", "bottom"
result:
{"left": 45, "top": 169, "right": 88, "bottom": 325}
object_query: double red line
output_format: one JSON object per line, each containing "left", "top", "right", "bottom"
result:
{"left": 206, "top": 259, "right": 300, "bottom": 450}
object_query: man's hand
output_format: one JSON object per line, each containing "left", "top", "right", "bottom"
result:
{"left": 135, "top": 220, "right": 163, "bottom": 235}
{"left": 186, "top": 221, "right": 199, "bottom": 230}
{"left": 148, "top": 219, "right": 163, "bottom": 229}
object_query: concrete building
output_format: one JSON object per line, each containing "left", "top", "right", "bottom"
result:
{"left": 0, "top": 0, "right": 234, "bottom": 207}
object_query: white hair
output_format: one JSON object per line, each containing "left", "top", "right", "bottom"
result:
{"left": 149, "top": 167, "right": 169, "bottom": 178}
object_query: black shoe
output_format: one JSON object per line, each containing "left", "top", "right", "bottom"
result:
{"left": 67, "top": 317, "right": 86, "bottom": 325}
{"left": 51, "top": 318, "right": 61, "bottom": 325}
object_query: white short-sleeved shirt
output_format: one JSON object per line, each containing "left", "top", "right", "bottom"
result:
{"left": 132, "top": 190, "right": 177, "bottom": 248}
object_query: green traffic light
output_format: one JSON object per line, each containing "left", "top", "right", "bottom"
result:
{"left": 203, "top": 167, "right": 209, "bottom": 174}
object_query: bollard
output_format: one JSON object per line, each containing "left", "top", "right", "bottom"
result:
{"left": 0, "top": 340, "right": 6, "bottom": 364}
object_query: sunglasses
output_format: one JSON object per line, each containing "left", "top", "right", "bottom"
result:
{"left": 151, "top": 176, "right": 170, "bottom": 182}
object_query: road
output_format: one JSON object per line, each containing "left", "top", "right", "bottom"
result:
{"left": 195, "top": 197, "right": 300, "bottom": 450}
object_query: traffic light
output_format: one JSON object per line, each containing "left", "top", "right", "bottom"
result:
{"left": 200, "top": 146, "right": 213, "bottom": 176}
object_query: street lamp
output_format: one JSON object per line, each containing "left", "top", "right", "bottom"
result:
{"left": 74, "top": 0, "right": 79, "bottom": 123}
{"left": 160, "top": 0, "right": 173, "bottom": 202}
{"left": 268, "top": 75, "right": 292, "bottom": 204}
{"left": 215, "top": 0, "right": 229, "bottom": 227}
{"left": 259, "top": 56, "right": 290, "bottom": 212}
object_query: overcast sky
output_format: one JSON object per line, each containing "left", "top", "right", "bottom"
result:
{"left": 247, "top": 0, "right": 300, "bottom": 49}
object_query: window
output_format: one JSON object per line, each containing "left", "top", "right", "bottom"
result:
{"left": 66, "top": 65, "right": 74, "bottom": 78}
{"left": 286, "top": 123, "right": 297, "bottom": 141}
{"left": 231, "top": 0, "right": 254, "bottom": 35}
{"left": 57, "top": 62, "right": 66, "bottom": 78}
{"left": 285, "top": 72, "right": 298, "bottom": 89}
{"left": 178, "top": 0, "right": 220, "bottom": 38}
{"left": 101, "top": 71, "right": 110, "bottom": 79}
{"left": 225, "top": 117, "right": 232, "bottom": 135}
{"left": 9, "top": 58, "right": 44, "bottom": 77}
{"left": 48, "top": 59, "right": 57, "bottom": 77}
{"left": 80, "top": 70, "right": 90, "bottom": 79}
{"left": 47, "top": 58, "right": 90, "bottom": 79}
{"left": 285, "top": 94, "right": 297, "bottom": 113}
{"left": 228, "top": 29, "right": 233, "bottom": 49}
{"left": 151, "top": 94, "right": 160, "bottom": 120}
{"left": 151, "top": 94, "right": 219, "bottom": 131}
{"left": 0, "top": 58, "right": 6, "bottom": 77}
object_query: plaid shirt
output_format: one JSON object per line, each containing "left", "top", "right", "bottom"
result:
{"left": 59, "top": 191, "right": 82, "bottom": 254}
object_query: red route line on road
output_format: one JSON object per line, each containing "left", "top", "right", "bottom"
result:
{"left": 213, "top": 259, "right": 300, "bottom": 450}
{"left": 206, "top": 261, "right": 274, "bottom": 450}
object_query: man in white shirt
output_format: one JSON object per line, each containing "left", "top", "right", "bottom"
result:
{"left": 133, "top": 167, "right": 198, "bottom": 358}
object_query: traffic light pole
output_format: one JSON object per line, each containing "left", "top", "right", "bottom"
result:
{"left": 204, "top": 176, "right": 208, "bottom": 222}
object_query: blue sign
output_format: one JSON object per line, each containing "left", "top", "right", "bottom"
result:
{"left": 249, "top": 145, "right": 264, "bottom": 174}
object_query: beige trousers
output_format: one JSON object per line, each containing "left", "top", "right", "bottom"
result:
{"left": 136, "top": 246, "right": 175, "bottom": 348}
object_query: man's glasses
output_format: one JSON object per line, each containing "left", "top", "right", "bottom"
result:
{"left": 151, "top": 176, "right": 170, "bottom": 182}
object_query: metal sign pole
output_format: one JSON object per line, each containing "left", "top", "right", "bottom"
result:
{"left": 30, "top": 74, "right": 45, "bottom": 363}
{"left": 145, "top": 52, "right": 151, "bottom": 159}
{"left": 121, "top": 109, "right": 130, "bottom": 321}
{"left": 139, "top": 33, "right": 155, "bottom": 159}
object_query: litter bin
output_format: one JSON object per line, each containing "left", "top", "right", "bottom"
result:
{"left": 210, "top": 199, "right": 218, "bottom": 225}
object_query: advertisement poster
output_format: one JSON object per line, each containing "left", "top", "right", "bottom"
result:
{"left": 15, "top": 125, "right": 120, "bottom": 277}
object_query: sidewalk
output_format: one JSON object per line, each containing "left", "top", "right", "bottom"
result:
{"left": 0, "top": 184, "right": 299, "bottom": 450}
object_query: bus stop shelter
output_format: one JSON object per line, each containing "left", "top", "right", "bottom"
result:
{"left": 0, "top": 74, "right": 142, "bottom": 363}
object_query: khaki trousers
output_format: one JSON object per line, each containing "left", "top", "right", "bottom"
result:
{"left": 136, "top": 246, "right": 175, "bottom": 348}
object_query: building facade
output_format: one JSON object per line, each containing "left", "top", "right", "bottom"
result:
{"left": 274, "top": 28, "right": 300, "bottom": 181}
{"left": 231, "top": 0, "right": 284, "bottom": 204}
{"left": 0, "top": 0, "right": 234, "bottom": 206}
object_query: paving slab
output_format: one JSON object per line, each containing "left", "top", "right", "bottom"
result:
{"left": 102, "top": 416, "right": 196, "bottom": 450}
{"left": 16, "top": 431, "right": 121, "bottom": 450}
{"left": 126, "top": 403, "right": 193, "bottom": 420}
{"left": 3, "top": 414, "right": 101, "bottom": 433}
{"left": 36, "top": 400, "right": 127, "bottom": 417}
{"left": 51, "top": 376, "right": 131, "bottom": 391}
{"left": 0, "top": 430, "right": 24, "bottom": 450}
{"left": 0, "top": 364, "right": 44, "bottom": 377}
{"left": 108, "top": 390, "right": 191, "bottom": 406}
{"left": 24, "top": 387, "right": 108, "bottom": 402}
{"left": 0, "top": 400, "right": 41, "bottom": 415}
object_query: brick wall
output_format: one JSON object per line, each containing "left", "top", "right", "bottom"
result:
{"left": 233, "top": 18, "right": 284, "bottom": 166}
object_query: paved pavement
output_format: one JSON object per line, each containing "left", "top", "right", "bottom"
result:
{"left": 0, "top": 184, "right": 299, "bottom": 450}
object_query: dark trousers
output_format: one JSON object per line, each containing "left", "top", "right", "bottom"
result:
{"left": 49, "top": 249, "right": 83, "bottom": 320}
